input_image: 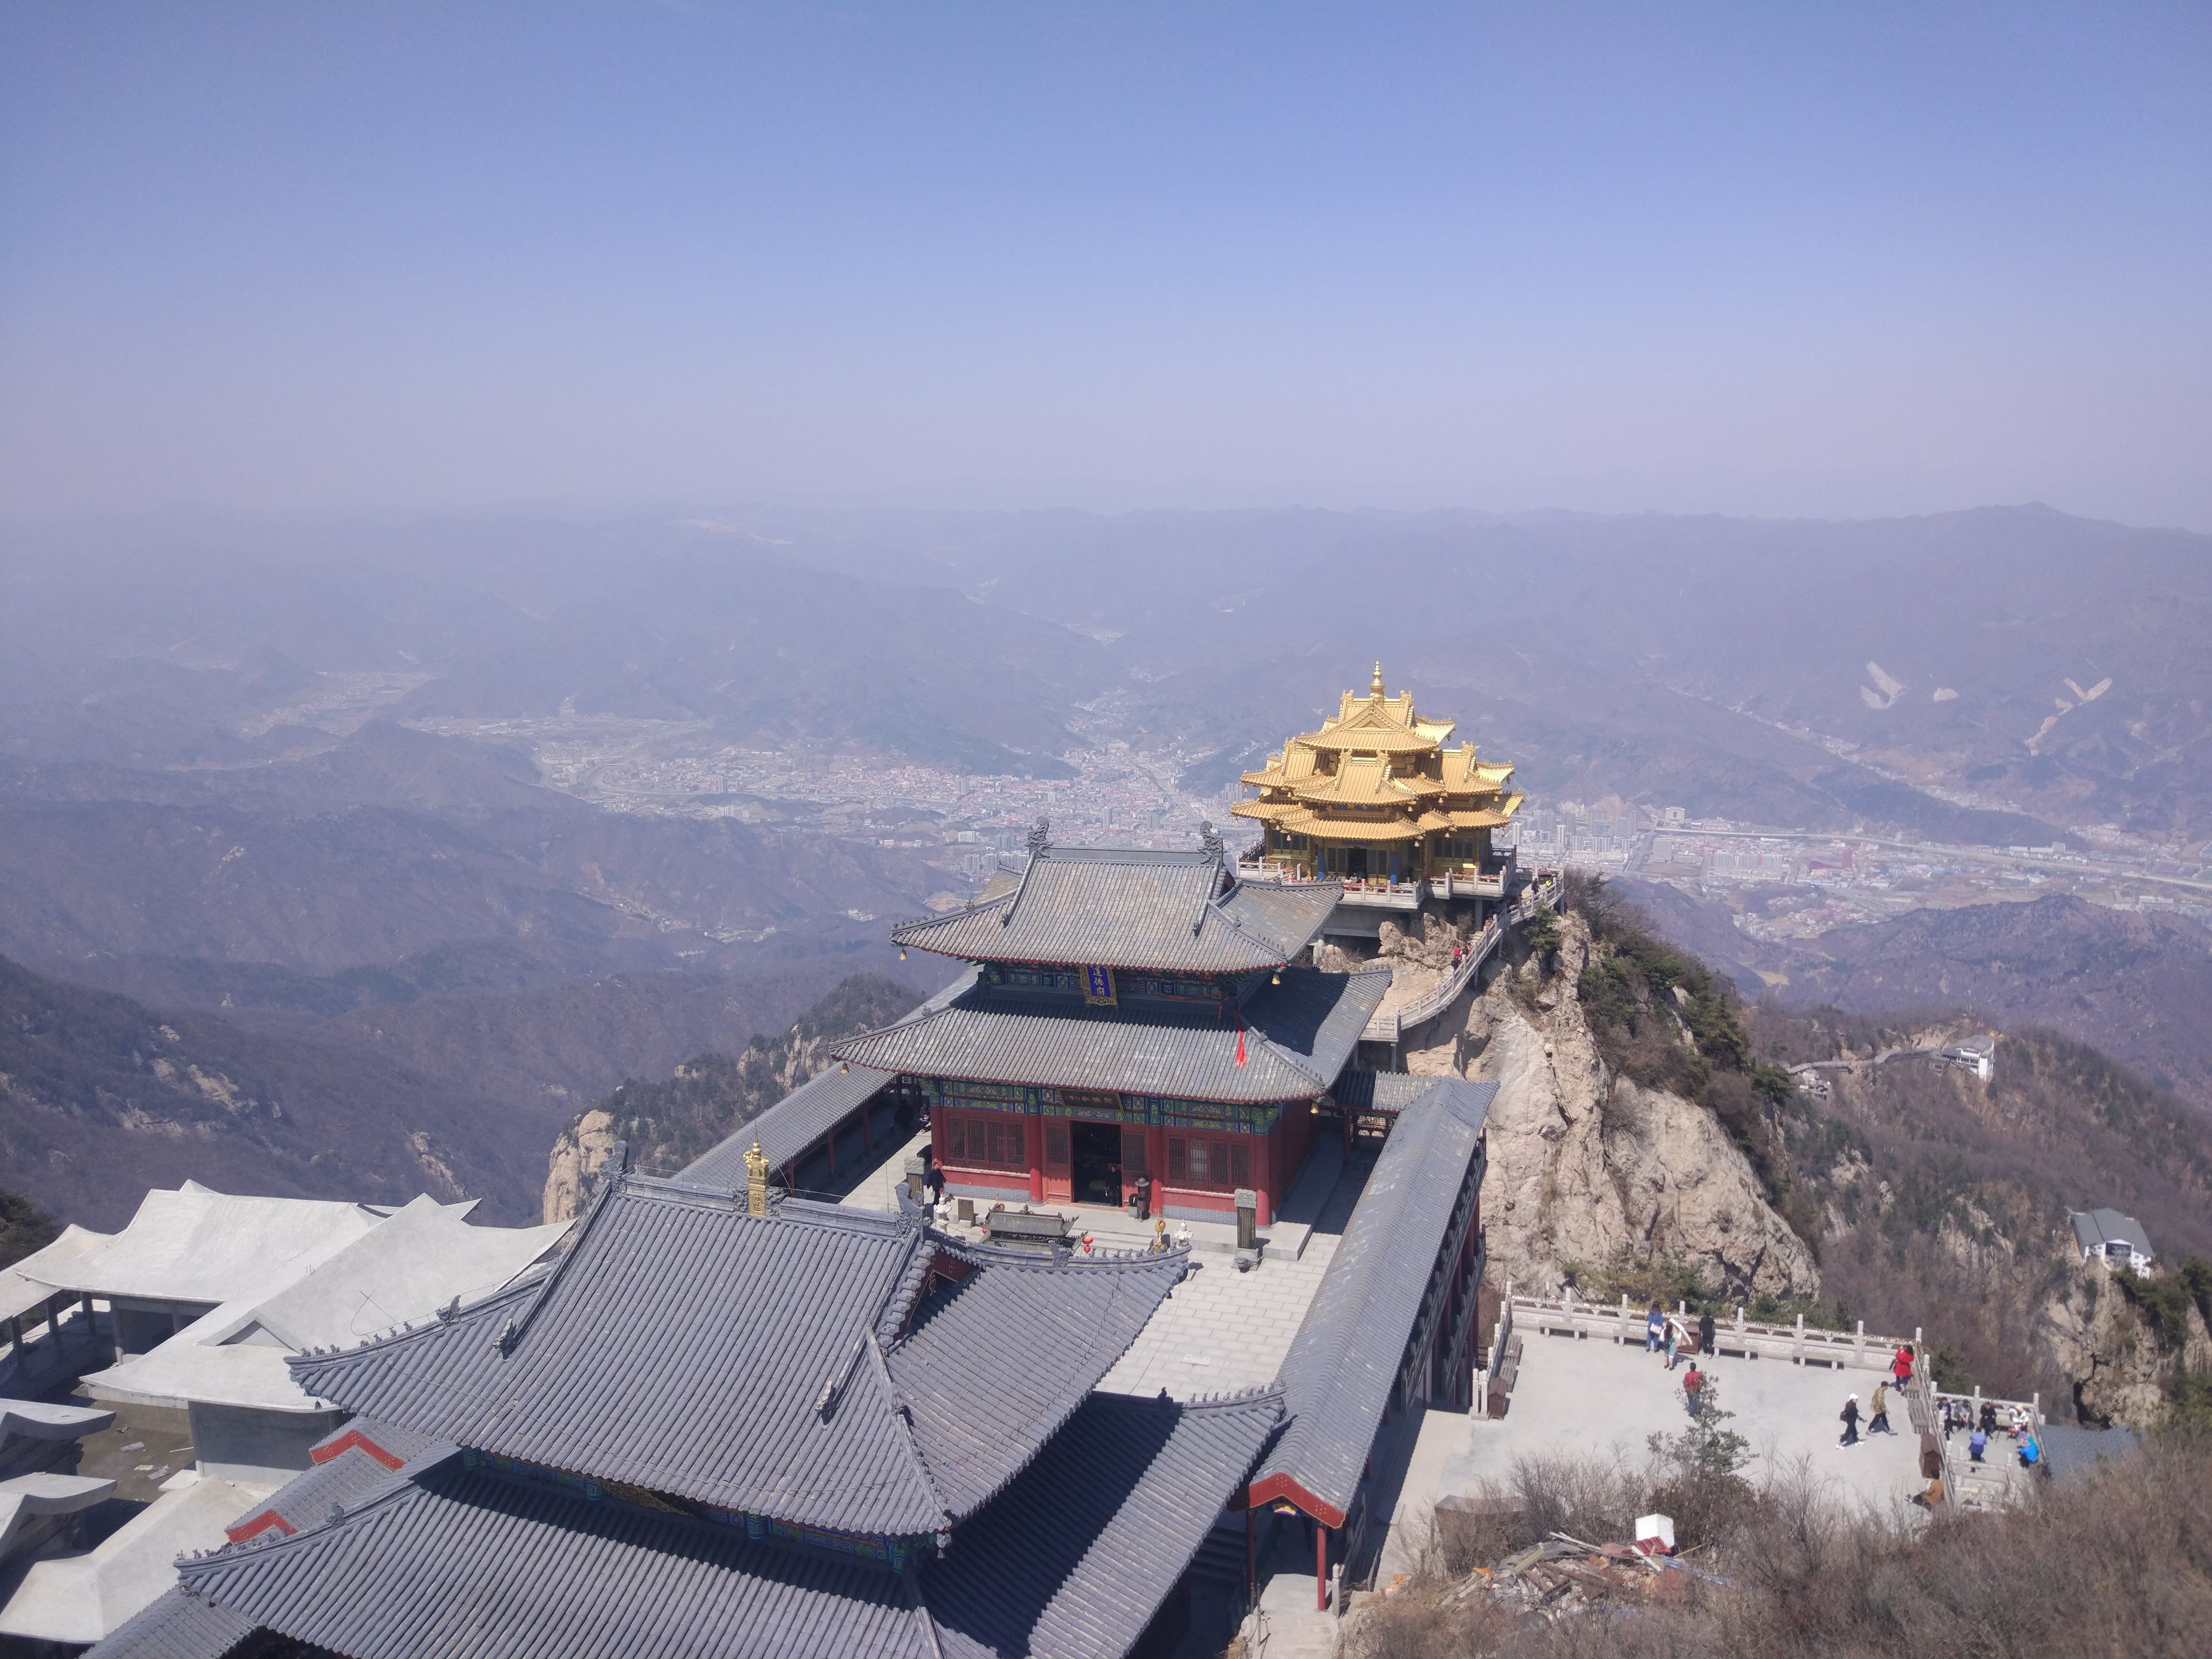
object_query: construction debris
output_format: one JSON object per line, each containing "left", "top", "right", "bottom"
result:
{"left": 1436, "top": 1529, "right": 1715, "bottom": 1620}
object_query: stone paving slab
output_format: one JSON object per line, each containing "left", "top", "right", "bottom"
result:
{"left": 1098, "top": 1245, "right": 1334, "bottom": 1400}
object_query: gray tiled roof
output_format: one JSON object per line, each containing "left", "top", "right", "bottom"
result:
{"left": 890, "top": 847, "right": 1339, "bottom": 974}
{"left": 82, "top": 1590, "right": 255, "bottom": 1659}
{"left": 2070, "top": 1207, "right": 2153, "bottom": 1256}
{"left": 172, "top": 1451, "right": 937, "bottom": 1659}
{"left": 289, "top": 1178, "right": 1185, "bottom": 1538}
{"left": 831, "top": 966, "right": 1389, "bottom": 1105}
{"left": 307, "top": 1414, "right": 438, "bottom": 1470}
{"left": 930, "top": 1389, "right": 1284, "bottom": 1659}
{"left": 147, "top": 1389, "right": 1281, "bottom": 1659}
{"left": 895, "top": 1242, "right": 1196, "bottom": 1516}
{"left": 227, "top": 1445, "right": 395, "bottom": 1538}
{"left": 1327, "top": 1069, "right": 1451, "bottom": 1113}
{"left": 680, "top": 1063, "right": 898, "bottom": 1185}
{"left": 1253, "top": 1078, "right": 1495, "bottom": 1524}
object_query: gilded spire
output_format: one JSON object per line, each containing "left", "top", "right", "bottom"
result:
{"left": 1370, "top": 661, "right": 1385, "bottom": 697}
{"left": 744, "top": 1138, "right": 769, "bottom": 1216}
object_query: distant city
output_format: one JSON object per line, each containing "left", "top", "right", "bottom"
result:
{"left": 1512, "top": 799, "right": 2212, "bottom": 934}
{"left": 414, "top": 712, "right": 2212, "bottom": 931}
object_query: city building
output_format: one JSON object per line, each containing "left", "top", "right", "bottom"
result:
{"left": 841, "top": 842, "right": 1375, "bottom": 1226}
{"left": 1231, "top": 663, "right": 1523, "bottom": 892}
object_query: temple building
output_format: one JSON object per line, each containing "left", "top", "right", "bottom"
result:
{"left": 1232, "top": 663, "right": 1522, "bottom": 895}
{"left": 94, "top": 1174, "right": 1283, "bottom": 1659}
{"left": 85, "top": 821, "right": 1531, "bottom": 1654}
{"left": 833, "top": 844, "right": 1381, "bottom": 1227}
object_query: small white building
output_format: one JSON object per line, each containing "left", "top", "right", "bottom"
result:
{"left": 1941, "top": 1034, "right": 1997, "bottom": 1082}
{"left": 2071, "top": 1207, "right": 2154, "bottom": 1276}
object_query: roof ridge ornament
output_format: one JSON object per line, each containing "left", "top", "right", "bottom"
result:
{"left": 1371, "top": 661, "right": 1384, "bottom": 697}
{"left": 744, "top": 1139, "right": 770, "bottom": 1217}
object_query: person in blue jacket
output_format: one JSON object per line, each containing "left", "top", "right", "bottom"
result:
{"left": 1969, "top": 1426, "right": 1989, "bottom": 1463}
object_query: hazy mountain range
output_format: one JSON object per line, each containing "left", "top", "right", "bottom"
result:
{"left": 1, "top": 502, "right": 2205, "bottom": 1224}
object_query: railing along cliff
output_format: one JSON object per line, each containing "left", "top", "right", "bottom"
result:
{"left": 1364, "top": 870, "right": 1563, "bottom": 1046}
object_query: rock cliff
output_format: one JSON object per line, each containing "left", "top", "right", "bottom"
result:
{"left": 1406, "top": 908, "right": 1821, "bottom": 1300}
{"left": 2037, "top": 1260, "right": 2212, "bottom": 1427}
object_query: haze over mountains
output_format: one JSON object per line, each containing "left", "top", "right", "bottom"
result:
{"left": 1, "top": 502, "right": 2207, "bottom": 1223}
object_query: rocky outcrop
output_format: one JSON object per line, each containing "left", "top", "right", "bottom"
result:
{"left": 1409, "top": 910, "right": 1820, "bottom": 1300}
{"left": 2036, "top": 1259, "right": 2212, "bottom": 1427}
{"left": 542, "top": 1108, "right": 621, "bottom": 1224}
{"left": 1320, "top": 910, "right": 1479, "bottom": 1028}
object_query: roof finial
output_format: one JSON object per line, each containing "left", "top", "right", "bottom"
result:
{"left": 1371, "top": 661, "right": 1384, "bottom": 697}
{"left": 744, "top": 1138, "right": 770, "bottom": 1217}
{"left": 1026, "top": 817, "right": 1051, "bottom": 861}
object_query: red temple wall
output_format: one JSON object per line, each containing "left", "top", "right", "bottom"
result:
{"left": 928, "top": 1101, "right": 1326, "bottom": 1227}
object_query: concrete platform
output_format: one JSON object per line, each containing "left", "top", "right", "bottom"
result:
{"left": 1380, "top": 1328, "right": 1927, "bottom": 1578}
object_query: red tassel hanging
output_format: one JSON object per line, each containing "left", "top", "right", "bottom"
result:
{"left": 1235, "top": 1026, "right": 1248, "bottom": 1068}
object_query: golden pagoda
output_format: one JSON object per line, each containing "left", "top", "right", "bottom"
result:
{"left": 1232, "top": 663, "right": 1523, "bottom": 887}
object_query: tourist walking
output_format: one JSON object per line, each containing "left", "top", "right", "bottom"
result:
{"left": 1663, "top": 1317, "right": 1681, "bottom": 1370}
{"left": 1969, "top": 1426, "right": 1989, "bottom": 1463}
{"left": 1867, "top": 1381, "right": 1893, "bottom": 1435}
{"left": 1891, "top": 1344, "right": 1916, "bottom": 1388}
{"left": 1683, "top": 1363, "right": 1705, "bottom": 1418}
{"left": 1646, "top": 1304, "right": 1665, "bottom": 1353}
{"left": 1697, "top": 1308, "right": 1717, "bottom": 1359}
{"left": 1838, "top": 1394, "right": 1861, "bottom": 1447}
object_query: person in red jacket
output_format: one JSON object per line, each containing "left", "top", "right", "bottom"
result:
{"left": 1891, "top": 1344, "right": 1916, "bottom": 1387}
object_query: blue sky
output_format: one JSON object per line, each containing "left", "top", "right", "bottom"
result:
{"left": 2, "top": 2, "right": 2206, "bottom": 525}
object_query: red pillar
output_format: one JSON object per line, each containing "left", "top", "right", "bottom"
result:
{"left": 1028, "top": 1106, "right": 1044, "bottom": 1203}
{"left": 1315, "top": 1522, "right": 1329, "bottom": 1610}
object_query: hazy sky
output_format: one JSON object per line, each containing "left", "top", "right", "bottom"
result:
{"left": 3, "top": 3, "right": 2207, "bottom": 526}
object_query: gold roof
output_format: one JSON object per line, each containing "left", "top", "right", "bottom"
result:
{"left": 1293, "top": 755, "right": 1416, "bottom": 806}
{"left": 1237, "top": 665, "right": 1520, "bottom": 850}
{"left": 1272, "top": 805, "right": 1429, "bottom": 842}
{"left": 1440, "top": 795, "right": 1523, "bottom": 830}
